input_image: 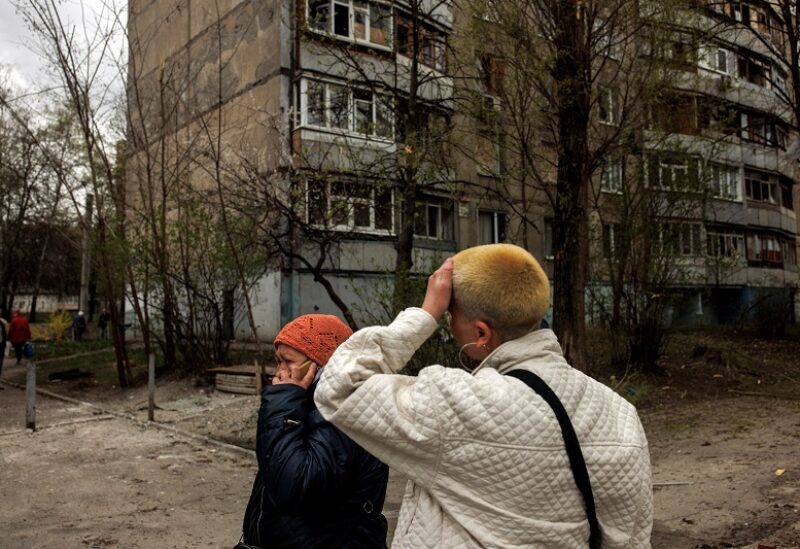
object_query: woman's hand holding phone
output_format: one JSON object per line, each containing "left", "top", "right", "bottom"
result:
{"left": 273, "top": 359, "right": 317, "bottom": 389}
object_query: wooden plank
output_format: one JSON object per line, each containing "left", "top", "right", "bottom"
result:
{"left": 209, "top": 364, "right": 277, "bottom": 376}
{"left": 215, "top": 381, "right": 258, "bottom": 395}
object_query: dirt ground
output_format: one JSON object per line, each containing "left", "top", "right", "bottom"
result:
{"left": 1, "top": 333, "right": 800, "bottom": 548}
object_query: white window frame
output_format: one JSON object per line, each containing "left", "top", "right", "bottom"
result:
{"left": 706, "top": 230, "right": 745, "bottom": 260}
{"left": 478, "top": 210, "right": 507, "bottom": 244}
{"left": 307, "top": 0, "right": 393, "bottom": 50}
{"left": 401, "top": 197, "right": 454, "bottom": 240}
{"left": 659, "top": 158, "right": 689, "bottom": 189}
{"left": 602, "top": 223, "right": 621, "bottom": 258}
{"left": 699, "top": 45, "right": 736, "bottom": 76}
{"left": 417, "top": 201, "right": 447, "bottom": 240}
{"left": 306, "top": 180, "right": 394, "bottom": 234}
{"left": 594, "top": 18, "right": 620, "bottom": 60}
{"left": 600, "top": 160, "right": 623, "bottom": 193}
{"left": 708, "top": 163, "right": 742, "bottom": 201}
{"left": 299, "top": 79, "right": 394, "bottom": 141}
{"left": 745, "top": 170, "right": 777, "bottom": 204}
{"left": 598, "top": 88, "right": 617, "bottom": 125}
{"left": 663, "top": 222, "right": 703, "bottom": 257}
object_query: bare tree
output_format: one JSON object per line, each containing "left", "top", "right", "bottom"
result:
{"left": 13, "top": 0, "right": 133, "bottom": 386}
{"left": 456, "top": 0, "right": 695, "bottom": 371}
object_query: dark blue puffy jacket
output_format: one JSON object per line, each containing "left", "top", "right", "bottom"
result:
{"left": 241, "top": 380, "right": 389, "bottom": 548}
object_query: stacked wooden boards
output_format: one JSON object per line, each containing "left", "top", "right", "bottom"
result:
{"left": 210, "top": 364, "right": 276, "bottom": 394}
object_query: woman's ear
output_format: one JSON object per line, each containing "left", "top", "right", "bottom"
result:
{"left": 474, "top": 320, "right": 493, "bottom": 350}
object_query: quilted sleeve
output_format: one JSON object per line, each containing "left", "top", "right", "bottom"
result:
{"left": 314, "top": 307, "right": 445, "bottom": 485}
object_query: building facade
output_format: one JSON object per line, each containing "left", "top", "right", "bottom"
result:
{"left": 127, "top": 0, "right": 798, "bottom": 340}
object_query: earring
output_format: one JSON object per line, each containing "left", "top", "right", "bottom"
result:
{"left": 482, "top": 344, "right": 491, "bottom": 351}
{"left": 458, "top": 342, "right": 478, "bottom": 372}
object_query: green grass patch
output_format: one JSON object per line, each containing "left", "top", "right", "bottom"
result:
{"left": 30, "top": 339, "right": 114, "bottom": 361}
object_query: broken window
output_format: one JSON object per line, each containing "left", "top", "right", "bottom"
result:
{"left": 745, "top": 169, "right": 776, "bottom": 203}
{"left": 370, "top": 3, "right": 392, "bottom": 47}
{"left": 307, "top": 0, "right": 392, "bottom": 48}
{"left": 395, "top": 12, "right": 447, "bottom": 71}
{"left": 333, "top": 1, "right": 350, "bottom": 36}
{"left": 308, "top": 0, "right": 330, "bottom": 32}
{"left": 780, "top": 178, "right": 793, "bottom": 210}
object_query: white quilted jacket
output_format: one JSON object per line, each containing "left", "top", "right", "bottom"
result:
{"left": 315, "top": 308, "right": 653, "bottom": 548}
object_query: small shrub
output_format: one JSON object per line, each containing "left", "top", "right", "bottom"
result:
{"left": 49, "top": 310, "right": 73, "bottom": 343}
{"left": 30, "top": 324, "right": 51, "bottom": 342}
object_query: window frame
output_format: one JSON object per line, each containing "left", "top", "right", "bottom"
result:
{"left": 706, "top": 230, "right": 745, "bottom": 261}
{"left": 299, "top": 78, "right": 394, "bottom": 141}
{"left": 659, "top": 221, "right": 704, "bottom": 257}
{"left": 306, "top": 0, "right": 394, "bottom": 50}
{"left": 478, "top": 210, "right": 507, "bottom": 244}
{"left": 744, "top": 169, "right": 777, "bottom": 204}
{"left": 600, "top": 159, "right": 624, "bottom": 194}
{"left": 707, "top": 163, "right": 742, "bottom": 201}
{"left": 700, "top": 44, "right": 736, "bottom": 76}
{"left": 602, "top": 223, "right": 621, "bottom": 258}
{"left": 400, "top": 196, "right": 455, "bottom": 241}
{"left": 598, "top": 87, "right": 617, "bottom": 126}
{"left": 395, "top": 12, "right": 448, "bottom": 72}
{"left": 306, "top": 179, "right": 394, "bottom": 234}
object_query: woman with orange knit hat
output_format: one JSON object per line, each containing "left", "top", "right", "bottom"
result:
{"left": 238, "top": 314, "right": 389, "bottom": 549}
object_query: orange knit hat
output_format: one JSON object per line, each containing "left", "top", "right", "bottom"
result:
{"left": 273, "top": 314, "right": 354, "bottom": 367}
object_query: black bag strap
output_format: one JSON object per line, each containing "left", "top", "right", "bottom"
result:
{"left": 506, "top": 369, "right": 601, "bottom": 549}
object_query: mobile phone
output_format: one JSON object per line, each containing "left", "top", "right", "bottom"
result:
{"left": 296, "top": 359, "right": 314, "bottom": 377}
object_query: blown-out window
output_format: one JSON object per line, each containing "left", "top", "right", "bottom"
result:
{"left": 308, "top": 0, "right": 392, "bottom": 48}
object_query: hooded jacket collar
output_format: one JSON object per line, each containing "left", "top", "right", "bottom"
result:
{"left": 472, "top": 328, "right": 567, "bottom": 375}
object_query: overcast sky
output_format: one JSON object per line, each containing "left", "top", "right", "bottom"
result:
{"left": 0, "top": 0, "right": 126, "bottom": 92}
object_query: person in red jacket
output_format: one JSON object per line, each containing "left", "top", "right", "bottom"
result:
{"left": 8, "top": 309, "right": 31, "bottom": 365}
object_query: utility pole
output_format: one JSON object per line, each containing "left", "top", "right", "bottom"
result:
{"left": 79, "top": 193, "right": 93, "bottom": 316}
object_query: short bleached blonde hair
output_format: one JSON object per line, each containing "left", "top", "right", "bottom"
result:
{"left": 452, "top": 243, "right": 550, "bottom": 341}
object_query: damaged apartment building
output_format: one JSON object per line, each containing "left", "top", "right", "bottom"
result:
{"left": 127, "top": 0, "right": 798, "bottom": 339}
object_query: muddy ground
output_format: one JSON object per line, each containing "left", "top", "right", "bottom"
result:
{"left": 1, "top": 333, "right": 799, "bottom": 548}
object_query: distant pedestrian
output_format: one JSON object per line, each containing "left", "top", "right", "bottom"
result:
{"left": 73, "top": 311, "right": 87, "bottom": 342}
{"left": 8, "top": 309, "right": 31, "bottom": 365}
{"left": 98, "top": 309, "right": 111, "bottom": 341}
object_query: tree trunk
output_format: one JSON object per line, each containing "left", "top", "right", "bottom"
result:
{"left": 552, "top": 0, "right": 590, "bottom": 372}
{"left": 392, "top": 182, "right": 417, "bottom": 316}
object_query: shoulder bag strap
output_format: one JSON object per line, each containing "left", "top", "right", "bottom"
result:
{"left": 506, "top": 369, "right": 601, "bottom": 549}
